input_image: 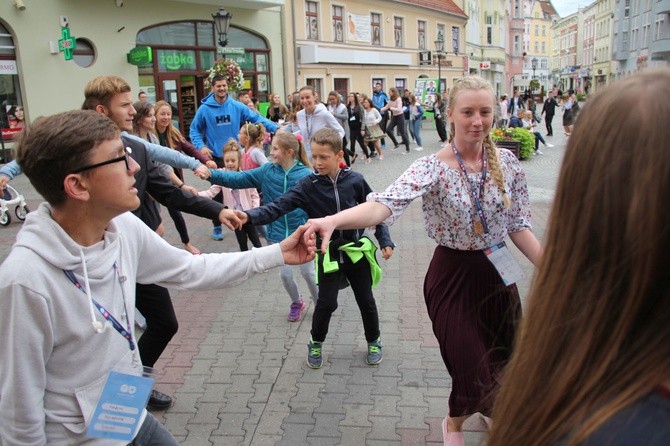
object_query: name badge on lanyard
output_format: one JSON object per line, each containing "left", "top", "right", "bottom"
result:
{"left": 87, "top": 371, "right": 153, "bottom": 441}
{"left": 484, "top": 242, "right": 525, "bottom": 286}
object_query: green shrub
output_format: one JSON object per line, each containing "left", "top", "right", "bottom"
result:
{"left": 511, "top": 128, "right": 536, "bottom": 160}
{"left": 576, "top": 92, "right": 586, "bottom": 101}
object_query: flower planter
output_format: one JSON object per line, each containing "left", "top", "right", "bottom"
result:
{"left": 494, "top": 140, "right": 521, "bottom": 159}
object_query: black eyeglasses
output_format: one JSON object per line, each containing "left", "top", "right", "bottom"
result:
{"left": 72, "top": 147, "right": 132, "bottom": 173}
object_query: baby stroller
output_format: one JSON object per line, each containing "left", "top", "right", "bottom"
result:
{"left": 0, "top": 184, "right": 29, "bottom": 226}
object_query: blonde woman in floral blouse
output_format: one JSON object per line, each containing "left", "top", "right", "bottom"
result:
{"left": 305, "top": 76, "right": 542, "bottom": 446}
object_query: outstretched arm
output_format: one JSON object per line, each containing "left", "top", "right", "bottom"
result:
{"left": 509, "top": 229, "right": 542, "bottom": 266}
{"left": 305, "top": 201, "right": 392, "bottom": 254}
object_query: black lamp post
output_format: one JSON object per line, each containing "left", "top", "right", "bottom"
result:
{"left": 531, "top": 57, "right": 538, "bottom": 79}
{"left": 434, "top": 33, "right": 445, "bottom": 93}
{"left": 213, "top": 7, "right": 233, "bottom": 49}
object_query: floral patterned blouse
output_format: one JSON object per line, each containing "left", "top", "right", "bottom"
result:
{"left": 367, "top": 150, "right": 532, "bottom": 250}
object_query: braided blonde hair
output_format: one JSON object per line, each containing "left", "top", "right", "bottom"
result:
{"left": 448, "top": 76, "right": 510, "bottom": 208}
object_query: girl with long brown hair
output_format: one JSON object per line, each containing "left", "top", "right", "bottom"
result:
{"left": 489, "top": 69, "right": 670, "bottom": 446}
{"left": 306, "top": 76, "right": 541, "bottom": 445}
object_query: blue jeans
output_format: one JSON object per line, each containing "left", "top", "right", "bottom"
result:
{"left": 131, "top": 412, "right": 178, "bottom": 445}
{"left": 409, "top": 118, "right": 423, "bottom": 147}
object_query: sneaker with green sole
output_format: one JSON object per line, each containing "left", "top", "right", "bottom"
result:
{"left": 366, "top": 338, "right": 383, "bottom": 365}
{"left": 307, "top": 339, "right": 323, "bottom": 369}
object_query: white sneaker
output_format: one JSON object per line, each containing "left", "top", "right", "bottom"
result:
{"left": 536, "top": 149, "right": 544, "bottom": 155}
{"left": 546, "top": 143, "right": 555, "bottom": 148}
{"left": 414, "top": 146, "right": 423, "bottom": 151}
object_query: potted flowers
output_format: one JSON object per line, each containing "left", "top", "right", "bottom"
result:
{"left": 490, "top": 127, "right": 535, "bottom": 160}
{"left": 205, "top": 58, "right": 244, "bottom": 91}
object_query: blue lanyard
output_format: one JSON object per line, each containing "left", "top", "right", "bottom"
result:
{"left": 451, "top": 142, "right": 489, "bottom": 235}
{"left": 63, "top": 266, "right": 135, "bottom": 352}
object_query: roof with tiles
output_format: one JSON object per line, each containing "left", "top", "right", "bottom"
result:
{"left": 395, "top": 0, "right": 467, "bottom": 18}
{"left": 539, "top": 0, "right": 559, "bottom": 17}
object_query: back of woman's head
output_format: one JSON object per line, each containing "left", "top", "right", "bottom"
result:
{"left": 241, "top": 122, "right": 266, "bottom": 147}
{"left": 273, "top": 132, "right": 312, "bottom": 168}
{"left": 489, "top": 68, "right": 670, "bottom": 446}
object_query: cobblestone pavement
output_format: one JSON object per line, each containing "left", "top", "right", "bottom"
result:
{"left": 0, "top": 115, "right": 568, "bottom": 445}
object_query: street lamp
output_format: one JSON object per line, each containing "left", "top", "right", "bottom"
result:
{"left": 531, "top": 57, "right": 538, "bottom": 79}
{"left": 212, "top": 7, "right": 233, "bottom": 48}
{"left": 434, "top": 33, "right": 445, "bottom": 93}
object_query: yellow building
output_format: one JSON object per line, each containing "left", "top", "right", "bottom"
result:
{"left": 283, "top": 0, "right": 468, "bottom": 99}
{"left": 526, "top": 0, "right": 557, "bottom": 92}
{"left": 593, "top": 0, "right": 615, "bottom": 92}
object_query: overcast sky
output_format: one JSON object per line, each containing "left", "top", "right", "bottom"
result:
{"left": 551, "top": 0, "right": 586, "bottom": 17}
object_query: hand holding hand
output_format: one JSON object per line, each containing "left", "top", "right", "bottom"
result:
{"left": 234, "top": 210, "right": 249, "bottom": 225}
{"left": 280, "top": 224, "right": 317, "bottom": 265}
{"left": 218, "top": 208, "right": 242, "bottom": 230}
{"left": 0, "top": 175, "right": 9, "bottom": 189}
{"left": 205, "top": 160, "right": 218, "bottom": 169}
{"left": 194, "top": 164, "right": 211, "bottom": 180}
{"left": 381, "top": 246, "right": 394, "bottom": 260}
{"left": 304, "top": 217, "right": 336, "bottom": 254}
{"left": 182, "top": 184, "right": 199, "bottom": 196}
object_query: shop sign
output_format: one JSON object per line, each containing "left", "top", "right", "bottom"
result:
{"left": 127, "top": 46, "right": 152, "bottom": 66}
{"left": 157, "top": 50, "right": 197, "bottom": 72}
{"left": 0, "top": 60, "right": 17, "bottom": 75}
{"left": 479, "top": 61, "right": 491, "bottom": 69}
{"left": 227, "top": 53, "right": 254, "bottom": 71}
{"left": 218, "top": 47, "right": 245, "bottom": 55}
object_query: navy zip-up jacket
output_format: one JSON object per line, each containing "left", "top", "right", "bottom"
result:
{"left": 245, "top": 168, "right": 395, "bottom": 250}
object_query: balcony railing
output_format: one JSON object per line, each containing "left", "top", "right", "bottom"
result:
{"left": 650, "top": 37, "right": 670, "bottom": 57}
{"left": 655, "top": 0, "right": 670, "bottom": 15}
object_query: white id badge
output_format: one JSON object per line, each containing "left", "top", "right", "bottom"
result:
{"left": 86, "top": 371, "right": 153, "bottom": 441}
{"left": 484, "top": 242, "right": 525, "bottom": 286}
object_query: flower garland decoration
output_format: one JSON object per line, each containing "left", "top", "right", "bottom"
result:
{"left": 205, "top": 58, "right": 244, "bottom": 91}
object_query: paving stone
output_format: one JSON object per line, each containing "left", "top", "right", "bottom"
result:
{"left": 310, "top": 412, "right": 345, "bottom": 439}
{"left": 367, "top": 415, "right": 402, "bottom": 441}
{"left": 339, "top": 426, "right": 372, "bottom": 445}
{"left": 183, "top": 423, "right": 218, "bottom": 444}
{"left": 369, "top": 394, "right": 401, "bottom": 417}
{"left": 339, "top": 403, "right": 373, "bottom": 427}
{"left": 343, "top": 384, "right": 375, "bottom": 405}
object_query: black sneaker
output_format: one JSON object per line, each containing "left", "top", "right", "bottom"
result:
{"left": 307, "top": 339, "right": 323, "bottom": 369}
{"left": 147, "top": 389, "right": 173, "bottom": 409}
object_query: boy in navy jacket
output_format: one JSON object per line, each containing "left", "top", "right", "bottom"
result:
{"left": 236, "top": 128, "right": 395, "bottom": 369}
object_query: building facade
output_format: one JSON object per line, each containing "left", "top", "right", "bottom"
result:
{"left": 552, "top": 12, "right": 580, "bottom": 92}
{"left": 593, "top": 0, "right": 615, "bottom": 92}
{"left": 284, "top": 0, "right": 467, "bottom": 100}
{"left": 523, "top": 0, "right": 558, "bottom": 92}
{"left": 0, "top": 0, "right": 284, "bottom": 140}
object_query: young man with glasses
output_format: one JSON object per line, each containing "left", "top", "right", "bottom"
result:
{"left": 0, "top": 110, "right": 315, "bottom": 445}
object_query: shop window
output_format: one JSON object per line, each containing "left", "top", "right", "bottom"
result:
{"left": 73, "top": 38, "right": 96, "bottom": 68}
{"left": 0, "top": 22, "right": 24, "bottom": 142}
{"left": 334, "top": 78, "right": 348, "bottom": 99}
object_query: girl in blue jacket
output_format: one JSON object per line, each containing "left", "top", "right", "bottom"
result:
{"left": 208, "top": 133, "right": 318, "bottom": 322}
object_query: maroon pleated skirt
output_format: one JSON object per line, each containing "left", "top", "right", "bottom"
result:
{"left": 423, "top": 245, "right": 521, "bottom": 417}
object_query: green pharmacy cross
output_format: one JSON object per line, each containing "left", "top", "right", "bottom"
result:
{"left": 58, "top": 27, "right": 76, "bottom": 61}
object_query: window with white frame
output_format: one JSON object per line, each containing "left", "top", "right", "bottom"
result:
{"left": 371, "top": 13, "right": 381, "bottom": 46}
{"left": 394, "top": 17, "right": 404, "bottom": 47}
{"left": 514, "top": 35, "right": 520, "bottom": 56}
{"left": 624, "top": 0, "right": 630, "bottom": 17}
{"left": 306, "top": 78, "right": 322, "bottom": 100}
{"left": 535, "top": 25, "right": 539, "bottom": 36}
{"left": 332, "top": 5, "right": 343, "bottom": 42}
{"left": 418, "top": 20, "right": 426, "bottom": 49}
{"left": 542, "top": 25, "right": 546, "bottom": 36}
{"left": 306, "top": 1, "right": 319, "bottom": 40}
{"left": 486, "top": 15, "right": 493, "bottom": 44}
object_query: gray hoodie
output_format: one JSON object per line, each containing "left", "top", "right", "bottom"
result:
{"left": 296, "top": 103, "right": 345, "bottom": 157}
{"left": 0, "top": 203, "right": 284, "bottom": 445}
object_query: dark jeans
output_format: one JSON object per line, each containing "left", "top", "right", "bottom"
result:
{"left": 311, "top": 254, "right": 380, "bottom": 343}
{"left": 167, "top": 208, "right": 190, "bottom": 244}
{"left": 545, "top": 113, "right": 554, "bottom": 136}
{"left": 349, "top": 123, "right": 368, "bottom": 157}
{"left": 130, "top": 412, "right": 178, "bottom": 445}
{"left": 379, "top": 112, "right": 389, "bottom": 147}
{"left": 234, "top": 221, "right": 262, "bottom": 251}
{"left": 386, "top": 114, "right": 410, "bottom": 151}
{"left": 436, "top": 117, "right": 447, "bottom": 142}
{"left": 136, "top": 283, "right": 179, "bottom": 368}
{"left": 533, "top": 131, "right": 547, "bottom": 151}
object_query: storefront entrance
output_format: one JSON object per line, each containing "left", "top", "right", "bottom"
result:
{"left": 136, "top": 21, "right": 271, "bottom": 134}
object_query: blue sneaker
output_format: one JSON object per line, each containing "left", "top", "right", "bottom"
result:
{"left": 307, "top": 339, "right": 323, "bottom": 369}
{"left": 212, "top": 225, "right": 224, "bottom": 241}
{"left": 366, "top": 337, "right": 383, "bottom": 365}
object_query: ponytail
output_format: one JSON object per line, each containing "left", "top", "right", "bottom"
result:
{"left": 484, "top": 135, "right": 510, "bottom": 208}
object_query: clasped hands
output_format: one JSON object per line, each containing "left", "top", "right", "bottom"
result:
{"left": 216, "top": 209, "right": 316, "bottom": 265}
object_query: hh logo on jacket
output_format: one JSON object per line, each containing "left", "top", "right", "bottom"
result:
{"left": 216, "top": 115, "right": 231, "bottom": 125}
